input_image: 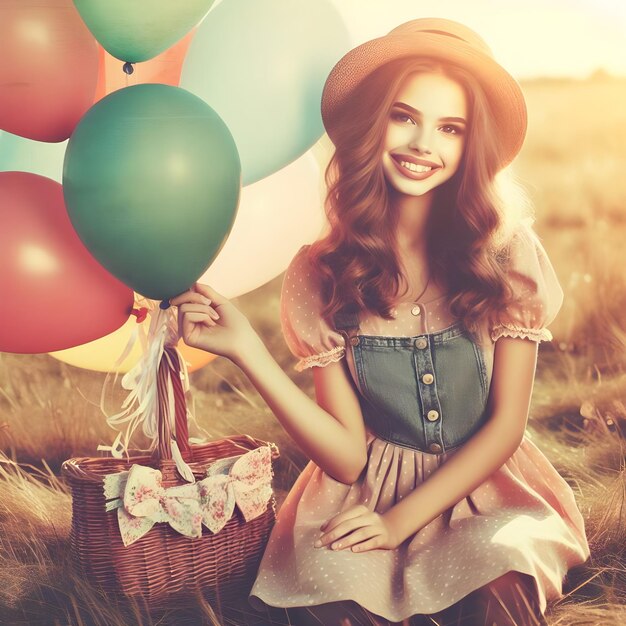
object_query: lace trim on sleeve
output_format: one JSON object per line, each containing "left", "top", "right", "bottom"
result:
{"left": 294, "top": 346, "right": 346, "bottom": 372}
{"left": 490, "top": 323, "right": 553, "bottom": 344}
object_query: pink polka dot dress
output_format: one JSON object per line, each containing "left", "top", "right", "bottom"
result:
{"left": 248, "top": 221, "right": 590, "bottom": 622}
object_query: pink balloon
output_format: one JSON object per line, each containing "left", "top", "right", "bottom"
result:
{"left": 0, "top": 172, "right": 134, "bottom": 354}
{"left": 201, "top": 151, "right": 325, "bottom": 298}
{"left": 0, "top": 0, "right": 99, "bottom": 142}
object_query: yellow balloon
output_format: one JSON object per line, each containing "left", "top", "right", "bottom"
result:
{"left": 49, "top": 311, "right": 216, "bottom": 373}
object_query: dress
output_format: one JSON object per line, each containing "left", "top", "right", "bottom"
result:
{"left": 248, "top": 221, "right": 590, "bottom": 622}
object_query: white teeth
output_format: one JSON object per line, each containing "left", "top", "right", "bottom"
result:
{"left": 399, "top": 160, "right": 432, "bottom": 173}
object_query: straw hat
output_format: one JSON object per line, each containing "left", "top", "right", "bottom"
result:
{"left": 321, "top": 17, "right": 527, "bottom": 168}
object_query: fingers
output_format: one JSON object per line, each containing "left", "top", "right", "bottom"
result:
{"left": 316, "top": 521, "right": 381, "bottom": 552}
{"left": 178, "top": 302, "right": 220, "bottom": 321}
{"left": 168, "top": 283, "right": 227, "bottom": 310}
{"left": 181, "top": 312, "right": 217, "bottom": 338}
{"left": 349, "top": 534, "right": 384, "bottom": 553}
{"left": 169, "top": 290, "right": 212, "bottom": 308}
{"left": 315, "top": 511, "right": 375, "bottom": 550}
{"left": 192, "top": 282, "right": 228, "bottom": 306}
{"left": 337, "top": 526, "right": 380, "bottom": 552}
{"left": 320, "top": 504, "right": 369, "bottom": 532}
{"left": 179, "top": 306, "right": 220, "bottom": 341}
{"left": 183, "top": 312, "right": 215, "bottom": 325}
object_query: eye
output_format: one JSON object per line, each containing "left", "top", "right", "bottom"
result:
{"left": 439, "top": 124, "right": 464, "bottom": 135}
{"left": 391, "top": 112, "right": 416, "bottom": 125}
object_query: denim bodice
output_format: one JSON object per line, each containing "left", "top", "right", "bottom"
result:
{"left": 333, "top": 311, "right": 490, "bottom": 455}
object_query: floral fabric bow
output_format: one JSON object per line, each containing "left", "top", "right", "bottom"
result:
{"left": 103, "top": 445, "right": 273, "bottom": 547}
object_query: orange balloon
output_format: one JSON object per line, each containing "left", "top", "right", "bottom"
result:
{"left": 178, "top": 341, "right": 217, "bottom": 374}
{"left": 93, "top": 29, "right": 196, "bottom": 102}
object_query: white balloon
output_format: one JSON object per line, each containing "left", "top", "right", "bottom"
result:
{"left": 200, "top": 149, "right": 327, "bottom": 298}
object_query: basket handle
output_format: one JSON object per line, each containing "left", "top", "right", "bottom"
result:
{"left": 154, "top": 346, "right": 191, "bottom": 461}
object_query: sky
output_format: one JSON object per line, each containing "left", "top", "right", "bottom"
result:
{"left": 325, "top": 0, "right": 626, "bottom": 80}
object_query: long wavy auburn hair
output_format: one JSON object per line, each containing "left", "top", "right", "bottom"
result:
{"left": 308, "top": 56, "right": 533, "bottom": 343}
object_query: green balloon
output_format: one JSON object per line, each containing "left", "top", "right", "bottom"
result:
{"left": 63, "top": 84, "right": 241, "bottom": 300}
{"left": 72, "top": 0, "right": 215, "bottom": 62}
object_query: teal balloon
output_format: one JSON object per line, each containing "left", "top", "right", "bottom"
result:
{"left": 72, "top": 0, "right": 215, "bottom": 62}
{"left": 0, "top": 131, "right": 67, "bottom": 182}
{"left": 63, "top": 84, "right": 241, "bottom": 300}
{"left": 180, "top": 0, "right": 351, "bottom": 186}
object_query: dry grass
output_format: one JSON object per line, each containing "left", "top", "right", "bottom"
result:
{"left": 1, "top": 76, "right": 626, "bottom": 625}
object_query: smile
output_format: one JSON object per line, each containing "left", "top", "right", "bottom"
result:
{"left": 400, "top": 161, "right": 431, "bottom": 173}
{"left": 390, "top": 155, "right": 440, "bottom": 181}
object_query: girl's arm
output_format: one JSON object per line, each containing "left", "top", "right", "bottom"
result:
{"left": 381, "top": 336, "right": 538, "bottom": 544}
{"left": 234, "top": 336, "right": 368, "bottom": 484}
{"left": 171, "top": 283, "right": 368, "bottom": 485}
{"left": 381, "top": 226, "right": 562, "bottom": 544}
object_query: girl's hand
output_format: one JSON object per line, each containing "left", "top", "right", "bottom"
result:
{"left": 169, "top": 282, "right": 256, "bottom": 361}
{"left": 314, "top": 504, "right": 402, "bottom": 553}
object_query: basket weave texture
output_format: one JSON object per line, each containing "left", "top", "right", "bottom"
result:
{"left": 61, "top": 346, "right": 280, "bottom": 609}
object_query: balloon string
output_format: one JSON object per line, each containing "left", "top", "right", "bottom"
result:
{"left": 97, "top": 296, "right": 181, "bottom": 459}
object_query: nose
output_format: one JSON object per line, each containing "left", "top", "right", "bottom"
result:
{"left": 408, "top": 127, "right": 432, "bottom": 155}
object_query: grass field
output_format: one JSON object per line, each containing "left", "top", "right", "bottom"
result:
{"left": 1, "top": 76, "right": 626, "bottom": 625}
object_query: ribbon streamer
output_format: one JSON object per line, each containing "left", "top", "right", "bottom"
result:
{"left": 103, "top": 445, "right": 274, "bottom": 547}
{"left": 97, "top": 295, "right": 194, "bottom": 483}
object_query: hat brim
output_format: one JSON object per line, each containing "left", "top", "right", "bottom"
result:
{"left": 321, "top": 32, "right": 527, "bottom": 168}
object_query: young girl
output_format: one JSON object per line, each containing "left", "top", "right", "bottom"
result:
{"left": 170, "top": 18, "right": 590, "bottom": 626}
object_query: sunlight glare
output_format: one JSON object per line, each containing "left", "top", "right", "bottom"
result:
{"left": 19, "top": 244, "right": 59, "bottom": 275}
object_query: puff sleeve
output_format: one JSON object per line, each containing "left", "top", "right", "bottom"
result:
{"left": 490, "top": 222, "right": 564, "bottom": 343}
{"left": 280, "top": 245, "right": 347, "bottom": 371}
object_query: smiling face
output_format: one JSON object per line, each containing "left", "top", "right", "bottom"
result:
{"left": 381, "top": 71, "right": 468, "bottom": 199}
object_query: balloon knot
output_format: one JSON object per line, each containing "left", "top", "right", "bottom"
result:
{"left": 123, "top": 62, "right": 134, "bottom": 75}
{"left": 130, "top": 307, "right": 148, "bottom": 323}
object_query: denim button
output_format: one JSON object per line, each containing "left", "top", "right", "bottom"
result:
{"left": 427, "top": 410, "right": 440, "bottom": 421}
{"left": 422, "top": 373, "right": 434, "bottom": 384}
{"left": 411, "top": 305, "right": 421, "bottom": 316}
{"left": 350, "top": 336, "right": 360, "bottom": 346}
{"left": 429, "top": 443, "right": 443, "bottom": 453}
{"left": 414, "top": 337, "right": 428, "bottom": 349}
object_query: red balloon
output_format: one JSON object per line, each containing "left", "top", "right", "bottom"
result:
{"left": 0, "top": 172, "right": 134, "bottom": 354}
{"left": 0, "top": 0, "right": 99, "bottom": 142}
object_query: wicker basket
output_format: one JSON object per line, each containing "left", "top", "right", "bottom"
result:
{"left": 61, "top": 346, "right": 280, "bottom": 610}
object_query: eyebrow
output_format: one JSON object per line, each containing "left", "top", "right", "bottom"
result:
{"left": 392, "top": 102, "right": 467, "bottom": 125}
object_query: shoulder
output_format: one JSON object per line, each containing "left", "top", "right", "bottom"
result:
{"left": 282, "top": 244, "right": 323, "bottom": 305}
{"left": 284, "top": 244, "right": 315, "bottom": 283}
{"left": 497, "top": 218, "right": 558, "bottom": 290}
{"left": 491, "top": 219, "right": 564, "bottom": 344}
{"left": 500, "top": 217, "right": 539, "bottom": 261}
{"left": 280, "top": 245, "right": 346, "bottom": 371}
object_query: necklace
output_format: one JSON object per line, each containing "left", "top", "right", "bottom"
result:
{"left": 412, "top": 272, "right": 431, "bottom": 303}
{"left": 394, "top": 272, "right": 431, "bottom": 309}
